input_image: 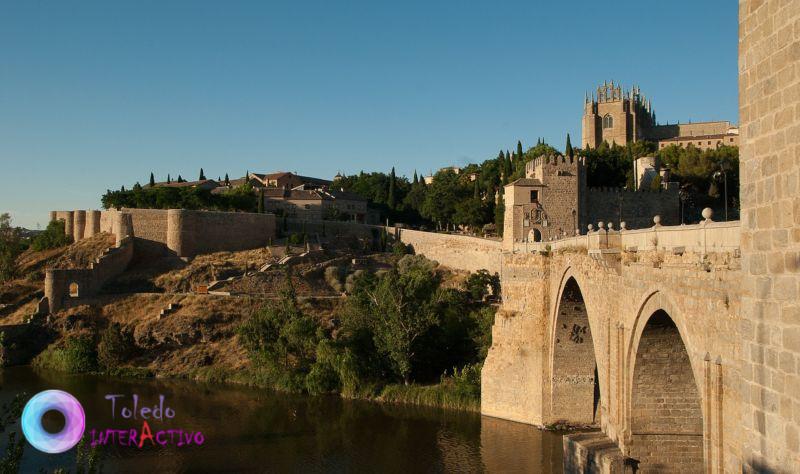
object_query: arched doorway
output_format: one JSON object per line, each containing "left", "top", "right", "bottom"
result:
{"left": 550, "top": 277, "right": 600, "bottom": 425}
{"left": 630, "top": 310, "right": 703, "bottom": 472}
{"left": 529, "top": 228, "right": 542, "bottom": 242}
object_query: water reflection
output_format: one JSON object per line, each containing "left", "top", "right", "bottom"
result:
{"left": 0, "top": 367, "right": 563, "bottom": 473}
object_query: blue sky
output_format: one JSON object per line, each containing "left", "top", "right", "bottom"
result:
{"left": 0, "top": 0, "right": 738, "bottom": 229}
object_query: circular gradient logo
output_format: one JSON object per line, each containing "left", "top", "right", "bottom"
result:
{"left": 21, "top": 390, "right": 85, "bottom": 453}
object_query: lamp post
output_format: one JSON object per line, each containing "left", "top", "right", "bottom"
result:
{"left": 679, "top": 188, "right": 688, "bottom": 224}
{"left": 713, "top": 168, "right": 728, "bottom": 221}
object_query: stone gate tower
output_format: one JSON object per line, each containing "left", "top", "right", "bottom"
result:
{"left": 582, "top": 81, "right": 656, "bottom": 148}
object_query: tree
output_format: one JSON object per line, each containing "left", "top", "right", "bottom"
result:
{"left": 0, "top": 213, "right": 23, "bottom": 282}
{"left": 258, "top": 188, "right": 265, "bottom": 214}
{"left": 565, "top": 134, "right": 574, "bottom": 158}
{"left": 199, "top": 168, "right": 206, "bottom": 181}
{"left": 454, "top": 198, "right": 488, "bottom": 231}
{"left": 167, "top": 174, "right": 171, "bottom": 184}
{"left": 387, "top": 167, "right": 397, "bottom": 210}
{"left": 225, "top": 173, "right": 230, "bottom": 185}
{"left": 517, "top": 140, "right": 524, "bottom": 159}
{"left": 420, "top": 170, "right": 465, "bottom": 228}
{"left": 412, "top": 171, "right": 418, "bottom": 186}
{"left": 177, "top": 175, "right": 184, "bottom": 183}
{"left": 31, "top": 220, "right": 71, "bottom": 251}
{"left": 493, "top": 192, "right": 505, "bottom": 236}
{"left": 351, "top": 257, "right": 441, "bottom": 384}
{"left": 149, "top": 172, "right": 155, "bottom": 187}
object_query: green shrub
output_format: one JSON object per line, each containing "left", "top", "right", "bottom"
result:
{"left": 392, "top": 241, "right": 408, "bottom": 256}
{"left": 97, "top": 323, "right": 134, "bottom": 370}
{"left": 33, "top": 337, "right": 97, "bottom": 373}
{"left": 464, "top": 269, "right": 500, "bottom": 301}
{"left": 288, "top": 233, "right": 305, "bottom": 245}
{"left": 31, "top": 220, "right": 72, "bottom": 251}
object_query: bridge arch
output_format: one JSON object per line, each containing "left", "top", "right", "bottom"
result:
{"left": 548, "top": 269, "right": 602, "bottom": 425}
{"left": 626, "top": 291, "right": 704, "bottom": 472}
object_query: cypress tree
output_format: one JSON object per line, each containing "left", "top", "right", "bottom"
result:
{"left": 149, "top": 172, "right": 155, "bottom": 187}
{"left": 225, "top": 173, "right": 230, "bottom": 185}
{"left": 517, "top": 140, "right": 523, "bottom": 158}
{"left": 565, "top": 133, "right": 574, "bottom": 158}
{"left": 505, "top": 150, "right": 512, "bottom": 180}
{"left": 199, "top": 168, "right": 206, "bottom": 180}
{"left": 473, "top": 179, "right": 480, "bottom": 199}
{"left": 387, "top": 167, "right": 396, "bottom": 210}
{"left": 167, "top": 174, "right": 171, "bottom": 184}
{"left": 413, "top": 171, "right": 418, "bottom": 185}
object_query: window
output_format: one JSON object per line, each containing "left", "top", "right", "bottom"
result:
{"left": 708, "top": 141, "right": 712, "bottom": 145}
{"left": 602, "top": 114, "right": 614, "bottom": 129}
{"left": 69, "top": 283, "right": 79, "bottom": 297}
{"left": 530, "top": 190, "right": 539, "bottom": 202}
{"left": 730, "top": 138, "right": 734, "bottom": 142}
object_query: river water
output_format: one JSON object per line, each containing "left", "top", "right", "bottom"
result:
{"left": 0, "top": 367, "right": 564, "bottom": 473}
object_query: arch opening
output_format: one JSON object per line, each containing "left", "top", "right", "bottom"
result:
{"left": 550, "top": 277, "right": 600, "bottom": 425}
{"left": 630, "top": 309, "right": 703, "bottom": 472}
{"left": 68, "top": 283, "right": 79, "bottom": 298}
{"left": 602, "top": 114, "right": 614, "bottom": 129}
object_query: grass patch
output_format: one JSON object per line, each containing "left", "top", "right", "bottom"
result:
{"left": 379, "top": 382, "right": 480, "bottom": 412}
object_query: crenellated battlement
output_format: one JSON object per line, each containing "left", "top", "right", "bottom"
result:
{"left": 525, "top": 153, "right": 585, "bottom": 179}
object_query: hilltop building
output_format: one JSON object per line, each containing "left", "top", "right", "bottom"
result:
{"left": 582, "top": 81, "right": 738, "bottom": 149}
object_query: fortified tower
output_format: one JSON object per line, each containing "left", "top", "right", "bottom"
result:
{"left": 503, "top": 153, "right": 586, "bottom": 248}
{"left": 582, "top": 81, "right": 656, "bottom": 148}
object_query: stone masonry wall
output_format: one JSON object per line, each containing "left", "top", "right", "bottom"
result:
{"left": 53, "top": 209, "right": 277, "bottom": 258}
{"left": 396, "top": 228, "right": 503, "bottom": 274}
{"left": 482, "top": 249, "right": 742, "bottom": 472}
{"left": 738, "top": 0, "right": 800, "bottom": 471}
{"left": 586, "top": 188, "right": 680, "bottom": 230}
{"left": 44, "top": 212, "right": 134, "bottom": 313}
{"left": 630, "top": 311, "right": 704, "bottom": 473}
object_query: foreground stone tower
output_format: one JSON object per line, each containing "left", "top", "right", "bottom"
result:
{"left": 738, "top": 0, "right": 800, "bottom": 470}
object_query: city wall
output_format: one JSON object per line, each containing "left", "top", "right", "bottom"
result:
{"left": 286, "top": 218, "right": 503, "bottom": 274}
{"left": 585, "top": 187, "right": 680, "bottom": 230}
{"left": 52, "top": 208, "right": 277, "bottom": 258}
{"left": 396, "top": 228, "right": 503, "bottom": 274}
{"left": 44, "top": 212, "right": 134, "bottom": 313}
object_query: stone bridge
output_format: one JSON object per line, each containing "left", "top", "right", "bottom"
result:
{"left": 482, "top": 231, "right": 741, "bottom": 472}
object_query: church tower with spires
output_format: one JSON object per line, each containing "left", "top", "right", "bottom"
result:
{"left": 581, "top": 81, "right": 656, "bottom": 148}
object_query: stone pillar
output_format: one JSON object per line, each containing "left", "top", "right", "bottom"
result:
{"left": 63, "top": 211, "right": 74, "bottom": 240}
{"left": 86, "top": 210, "right": 101, "bottom": 238}
{"left": 73, "top": 210, "right": 86, "bottom": 242}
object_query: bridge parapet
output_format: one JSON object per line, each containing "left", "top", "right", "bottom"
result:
{"left": 512, "top": 209, "right": 739, "bottom": 256}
